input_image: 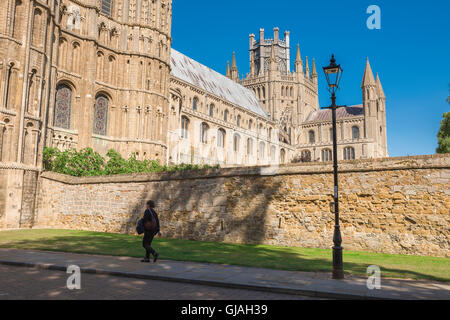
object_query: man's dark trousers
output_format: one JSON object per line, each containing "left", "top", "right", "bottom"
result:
{"left": 143, "top": 231, "right": 156, "bottom": 259}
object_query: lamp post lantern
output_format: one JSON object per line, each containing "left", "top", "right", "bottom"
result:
{"left": 323, "top": 54, "right": 344, "bottom": 280}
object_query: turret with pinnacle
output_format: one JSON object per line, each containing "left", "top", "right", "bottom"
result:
{"left": 230, "top": 52, "right": 240, "bottom": 83}
{"left": 311, "top": 58, "right": 318, "bottom": 83}
{"left": 305, "top": 56, "right": 310, "bottom": 79}
{"left": 236, "top": 28, "right": 320, "bottom": 147}
{"left": 295, "top": 44, "right": 303, "bottom": 75}
{"left": 361, "top": 58, "right": 388, "bottom": 157}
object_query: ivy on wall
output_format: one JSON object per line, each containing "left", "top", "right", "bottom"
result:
{"left": 43, "top": 147, "right": 219, "bottom": 177}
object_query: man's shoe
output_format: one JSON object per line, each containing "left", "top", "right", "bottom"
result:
{"left": 141, "top": 258, "right": 150, "bottom": 263}
{"left": 153, "top": 253, "right": 159, "bottom": 263}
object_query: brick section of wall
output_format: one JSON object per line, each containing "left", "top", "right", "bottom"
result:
{"left": 34, "top": 154, "right": 450, "bottom": 257}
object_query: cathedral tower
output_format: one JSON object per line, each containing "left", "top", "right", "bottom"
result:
{"left": 249, "top": 27, "right": 291, "bottom": 76}
{"left": 241, "top": 28, "right": 319, "bottom": 146}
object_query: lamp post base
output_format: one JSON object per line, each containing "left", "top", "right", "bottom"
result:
{"left": 332, "top": 270, "right": 345, "bottom": 280}
{"left": 332, "top": 246, "right": 344, "bottom": 279}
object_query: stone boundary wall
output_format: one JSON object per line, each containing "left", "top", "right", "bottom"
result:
{"left": 34, "top": 154, "right": 450, "bottom": 257}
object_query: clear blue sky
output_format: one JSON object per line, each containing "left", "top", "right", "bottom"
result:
{"left": 171, "top": 0, "right": 450, "bottom": 157}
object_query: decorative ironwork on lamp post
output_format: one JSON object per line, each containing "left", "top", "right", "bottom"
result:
{"left": 322, "top": 54, "right": 344, "bottom": 280}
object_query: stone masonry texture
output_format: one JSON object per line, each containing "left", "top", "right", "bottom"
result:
{"left": 19, "top": 171, "right": 38, "bottom": 228}
{"left": 32, "top": 154, "right": 450, "bottom": 257}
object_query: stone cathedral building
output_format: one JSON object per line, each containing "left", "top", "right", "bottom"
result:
{"left": 236, "top": 27, "right": 388, "bottom": 163}
{"left": 0, "top": 0, "right": 388, "bottom": 228}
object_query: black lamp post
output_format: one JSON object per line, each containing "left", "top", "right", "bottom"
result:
{"left": 322, "top": 54, "right": 344, "bottom": 280}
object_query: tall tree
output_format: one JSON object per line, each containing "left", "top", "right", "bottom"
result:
{"left": 437, "top": 86, "right": 450, "bottom": 153}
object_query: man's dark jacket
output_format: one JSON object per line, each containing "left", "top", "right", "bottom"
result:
{"left": 143, "top": 209, "right": 160, "bottom": 235}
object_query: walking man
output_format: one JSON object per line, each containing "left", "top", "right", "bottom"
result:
{"left": 141, "top": 200, "right": 161, "bottom": 263}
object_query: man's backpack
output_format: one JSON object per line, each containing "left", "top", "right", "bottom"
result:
{"left": 136, "top": 219, "right": 145, "bottom": 235}
{"left": 144, "top": 218, "right": 156, "bottom": 231}
{"left": 144, "top": 209, "right": 157, "bottom": 232}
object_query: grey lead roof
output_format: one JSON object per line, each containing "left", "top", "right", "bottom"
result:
{"left": 170, "top": 48, "right": 268, "bottom": 118}
{"left": 305, "top": 105, "right": 364, "bottom": 123}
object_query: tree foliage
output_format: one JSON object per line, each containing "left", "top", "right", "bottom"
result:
{"left": 43, "top": 147, "right": 220, "bottom": 177}
{"left": 437, "top": 112, "right": 450, "bottom": 154}
{"left": 436, "top": 86, "right": 450, "bottom": 154}
{"left": 447, "top": 84, "right": 450, "bottom": 104}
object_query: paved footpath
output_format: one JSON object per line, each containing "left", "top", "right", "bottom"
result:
{"left": 0, "top": 265, "right": 313, "bottom": 300}
{"left": 0, "top": 248, "right": 448, "bottom": 300}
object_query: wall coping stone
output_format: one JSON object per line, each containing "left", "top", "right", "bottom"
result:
{"left": 38, "top": 154, "right": 450, "bottom": 185}
{"left": 0, "top": 163, "right": 41, "bottom": 172}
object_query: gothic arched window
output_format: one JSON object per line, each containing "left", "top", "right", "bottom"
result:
{"left": 344, "top": 147, "right": 355, "bottom": 160}
{"left": 93, "top": 94, "right": 109, "bottom": 136}
{"left": 259, "top": 141, "right": 265, "bottom": 159}
{"left": 322, "top": 149, "right": 332, "bottom": 162}
{"left": 224, "top": 109, "right": 229, "bottom": 122}
{"left": 101, "top": 0, "right": 113, "bottom": 16}
{"left": 247, "top": 138, "right": 253, "bottom": 155}
{"left": 217, "top": 128, "right": 226, "bottom": 148}
{"left": 193, "top": 97, "right": 198, "bottom": 111}
{"left": 181, "top": 116, "right": 189, "bottom": 139}
{"left": 53, "top": 84, "right": 72, "bottom": 129}
{"left": 201, "top": 122, "right": 209, "bottom": 144}
{"left": 352, "top": 126, "right": 360, "bottom": 140}
{"left": 309, "top": 130, "right": 315, "bottom": 144}
{"left": 233, "top": 134, "right": 240, "bottom": 152}
{"left": 280, "top": 149, "right": 286, "bottom": 163}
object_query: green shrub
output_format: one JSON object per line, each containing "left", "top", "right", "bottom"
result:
{"left": 43, "top": 147, "right": 220, "bottom": 177}
{"left": 43, "top": 147, "right": 105, "bottom": 177}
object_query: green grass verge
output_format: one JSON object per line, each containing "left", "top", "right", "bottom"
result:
{"left": 0, "top": 229, "right": 448, "bottom": 282}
